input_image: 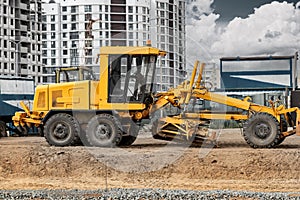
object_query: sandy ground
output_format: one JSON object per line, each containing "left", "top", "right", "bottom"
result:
{"left": 1, "top": 129, "right": 300, "bottom": 192}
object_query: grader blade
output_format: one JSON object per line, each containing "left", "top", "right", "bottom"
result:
{"left": 152, "top": 117, "right": 217, "bottom": 146}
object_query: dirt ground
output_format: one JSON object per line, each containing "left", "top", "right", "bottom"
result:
{"left": 1, "top": 129, "right": 300, "bottom": 193}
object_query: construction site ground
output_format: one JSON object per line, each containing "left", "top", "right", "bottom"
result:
{"left": 1, "top": 128, "right": 300, "bottom": 193}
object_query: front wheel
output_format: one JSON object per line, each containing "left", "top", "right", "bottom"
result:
{"left": 83, "top": 114, "right": 122, "bottom": 147}
{"left": 243, "top": 113, "right": 280, "bottom": 148}
{"left": 44, "top": 113, "right": 80, "bottom": 146}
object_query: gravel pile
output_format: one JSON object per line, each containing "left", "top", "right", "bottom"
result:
{"left": 0, "top": 189, "right": 300, "bottom": 200}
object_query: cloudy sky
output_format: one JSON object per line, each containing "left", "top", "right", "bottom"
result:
{"left": 213, "top": 0, "right": 299, "bottom": 22}
{"left": 186, "top": 0, "right": 300, "bottom": 64}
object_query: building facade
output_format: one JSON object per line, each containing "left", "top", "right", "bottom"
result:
{"left": 0, "top": 0, "right": 43, "bottom": 84}
{"left": 42, "top": 0, "right": 186, "bottom": 91}
{"left": 151, "top": 0, "right": 186, "bottom": 91}
{"left": 203, "top": 63, "right": 219, "bottom": 90}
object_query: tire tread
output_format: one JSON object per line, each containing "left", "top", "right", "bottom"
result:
{"left": 243, "top": 112, "right": 280, "bottom": 148}
{"left": 44, "top": 113, "right": 80, "bottom": 146}
{"left": 84, "top": 113, "right": 122, "bottom": 147}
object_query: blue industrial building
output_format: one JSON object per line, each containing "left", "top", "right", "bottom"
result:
{"left": 219, "top": 54, "right": 298, "bottom": 107}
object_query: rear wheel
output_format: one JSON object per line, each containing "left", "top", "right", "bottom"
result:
{"left": 118, "top": 135, "right": 137, "bottom": 146}
{"left": 44, "top": 113, "right": 80, "bottom": 146}
{"left": 275, "top": 137, "right": 286, "bottom": 145}
{"left": 0, "top": 121, "right": 7, "bottom": 137}
{"left": 84, "top": 114, "right": 122, "bottom": 147}
{"left": 243, "top": 113, "right": 280, "bottom": 148}
{"left": 118, "top": 122, "right": 139, "bottom": 146}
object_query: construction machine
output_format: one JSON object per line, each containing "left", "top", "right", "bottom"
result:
{"left": 12, "top": 45, "right": 300, "bottom": 148}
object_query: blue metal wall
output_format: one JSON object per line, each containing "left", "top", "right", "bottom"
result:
{"left": 0, "top": 94, "right": 34, "bottom": 118}
{"left": 221, "top": 70, "right": 292, "bottom": 90}
{"left": 220, "top": 55, "right": 294, "bottom": 91}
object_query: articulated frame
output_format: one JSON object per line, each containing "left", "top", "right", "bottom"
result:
{"left": 152, "top": 61, "right": 300, "bottom": 143}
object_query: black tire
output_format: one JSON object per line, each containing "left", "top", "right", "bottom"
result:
{"left": 38, "top": 126, "right": 44, "bottom": 137}
{"left": 276, "top": 137, "right": 286, "bottom": 146}
{"left": 118, "top": 135, "right": 137, "bottom": 146}
{"left": 243, "top": 113, "right": 280, "bottom": 148}
{"left": 118, "top": 122, "right": 139, "bottom": 146}
{"left": 275, "top": 117, "right": 287, "bottom": 146}
{"left": 84, "top": 114, "right": 122, "bottom": 147}
{"left": 0, "top": 121, "right": 7, "bottom": 137}
{"left": 44, "top": 113, "right": 80, "bottom": 147}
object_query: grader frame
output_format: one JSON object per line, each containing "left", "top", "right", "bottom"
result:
{"left": 152, "top": 61, "right": 300, "bottom": 148}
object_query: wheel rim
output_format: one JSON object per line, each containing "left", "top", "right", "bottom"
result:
{"left": 95, "top": 124, "right": 112, "bottom": 140}
{"left": 254, "top": 123, "right": 271, "bottom": 139}
{"left": 53, "top": 123, "right": 70, "bottom": 140}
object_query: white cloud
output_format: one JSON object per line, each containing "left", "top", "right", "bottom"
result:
{"left": 186, "top": 13, "right": 220, "bottom": 64}
{"left": 186, "top": 0, "right": 215, "bottom": 23}
{"left": 213, "top": 1, "right": 300, "bottom": 56}
{"left": 297, "top": 1, "right": 300, "bottom": 9}
{"left": 187, "top": 1, "right": 300, "bottom": 63}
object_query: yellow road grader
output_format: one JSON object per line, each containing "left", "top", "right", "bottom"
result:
{"left": 12, "top": 45, "right": 300, "bottom": 148}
